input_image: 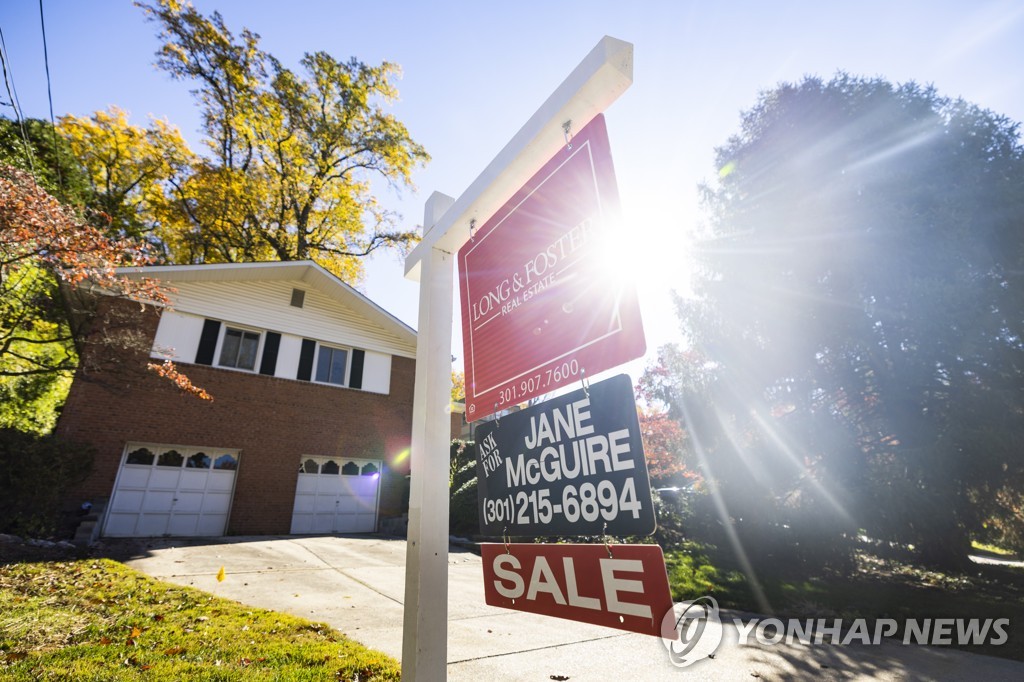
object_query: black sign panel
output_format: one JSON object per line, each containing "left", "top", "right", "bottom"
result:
{"left": 475, "top": 374, "right": 655, "bottom": 537}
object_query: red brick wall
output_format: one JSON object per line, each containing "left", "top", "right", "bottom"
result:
{"left": 57, "top": 301, "right": 416, "bottom": 535}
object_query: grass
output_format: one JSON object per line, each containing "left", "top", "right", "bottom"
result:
{"left": 0, "top": 558, "right": 400, "bottom": 681}
{"left": 665, "top": 543, "right": 1024, "bottom": 662}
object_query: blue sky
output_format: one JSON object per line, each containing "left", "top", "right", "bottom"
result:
{"left": 3, "top": 0, "right": 1023, "bottom": 374}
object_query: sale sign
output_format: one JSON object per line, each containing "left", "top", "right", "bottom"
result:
{"left": 476, "top": 374, "right": 655, "bottom": 537}
{"left": 481, "top": 543, "right": 673, "bottom": 637}
{"left": 458, "top": 115, "right": 645, "bottom": 422}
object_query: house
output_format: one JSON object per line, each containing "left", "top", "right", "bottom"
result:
{"left": 57, "top": 260, "right": 429, "bottom": 538}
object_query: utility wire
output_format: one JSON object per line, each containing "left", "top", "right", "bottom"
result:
{"left": 39, "top": 0, "right": 64, "bottom": 197}
{"left": 0, "top": 24, "right": 36, "bottom": 173}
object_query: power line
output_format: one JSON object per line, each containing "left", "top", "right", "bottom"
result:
{"left": 38, "top": 0, "right": 64, "bottom": 197}
{"left": 0, "top": 24, "right": 36, "bottom": 173}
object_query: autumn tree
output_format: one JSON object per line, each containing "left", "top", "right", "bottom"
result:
{"left": 0, "top": 164, "right": 207, "bottom": 432}
{"left": 135, "top": 0, "right": 430, "bottom": 282}
{"left": 57, "top": 107, "right": 194, "bottom": 248}
{"left": 2, "top": 117, "right": 164, "bottom": 431}
{"left": 646, "top": 74, "right": 1024, "bottom": 569}
{"left": 637, "top": 407, "right": 691, "bottom": 487}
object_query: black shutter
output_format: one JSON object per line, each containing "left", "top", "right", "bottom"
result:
{"left": 349, "top": 349, "right": 365, "bottom": 389}
{"left": 297, "top": 339, "right": 316, "bottom": 381}
{"left": 195, "top": 319, "right": 221, "bottom": 365}
{"left": 259, "top": 332, "right": 281, "bottom": 376}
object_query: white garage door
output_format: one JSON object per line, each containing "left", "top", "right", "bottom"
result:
{"left": 104, "top": 444, "right": 240, "bottom": 537}
{"left": 290, "top": 457, "right": 381, "bottom": 534}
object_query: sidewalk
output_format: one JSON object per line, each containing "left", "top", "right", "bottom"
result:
{"left": 110, "top": 535, "right": 1024, "bottom": 680}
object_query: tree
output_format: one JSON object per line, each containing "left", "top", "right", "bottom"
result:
{"left": 57, "top": 107, "right": 194, "bottom": 247}
{"left": 451, "top": 370, "right": 465, "bottom": 403}
{"left": 638, "top": 409, "right": 691, "bottom": 485}
{"left": 136, "top": 0, "right": 430, "bottom": 282}
{"left": 0, "top": 117, "right": 92, "bottom": 205}
{"left": 2, "top": 117, "right": 165, "bottom": 431}
{"left": 647, "top": 74, "right": 1024, "bottom": 569}
{"left": 1, "top": 163, "right": 209, "bottom": 433}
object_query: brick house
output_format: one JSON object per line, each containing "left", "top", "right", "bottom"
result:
{"left": 57, "top": 261, "right": 425, "bottom": 537}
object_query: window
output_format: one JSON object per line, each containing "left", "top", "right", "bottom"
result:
{"left": 122, "top": 444, "right": 239, "bottom": 471}
{"left": 213, "top": 453, "right": 238, "bottom": 470}
{"left": 315, "top": 345, "right": 349, "bottom": 386}
{"left": 219, "top": 327, "right": 260, "bottom": 370}
{"left": 157, "top": 449, "right": 184, "bottom": 467}
{"left": 297, "top": 456, "right": 382, "bottom": 478}
{"left": 126, "top": 447, "right": 155, "bottom": 465}
{"left": 187, "top": 452, "right": 211, "bottom": 469}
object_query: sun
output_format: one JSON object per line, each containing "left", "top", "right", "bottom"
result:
{"left": 593, "top": 198, "right": 698, "bottom": 360}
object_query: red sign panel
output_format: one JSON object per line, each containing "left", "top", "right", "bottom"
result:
{"left": 458, "top": 115, "right": 645, "bottom": 422}
{"left": 480, "top": 543, "right": 673, "bottom": 637}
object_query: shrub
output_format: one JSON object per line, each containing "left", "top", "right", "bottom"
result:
{"left": 0, "top": 428, "right": 94, "bottom": 537}
{"left": 449, "top": 439, "right": 479, "bottom": 536}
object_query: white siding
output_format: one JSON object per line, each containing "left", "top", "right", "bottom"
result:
{"left": 152, "top": 311, "right": 205, "bottom": 362}
{"left": 166, "top": 279, "right": 415, "bottom": 358}
{"left": 149, "top": 304, "right": 395, "bottom": 394}
{"left": 276, "top": 334, "right": 304, "bottom": 380}
{"left": 361, "top": 350, "right": 392, "bottom": 395}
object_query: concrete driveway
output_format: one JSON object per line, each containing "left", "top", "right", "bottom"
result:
{"left": 109, "top": 535, "right": 1023, "bottom": 681}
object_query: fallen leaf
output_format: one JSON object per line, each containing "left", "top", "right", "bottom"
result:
{"left": 153, "top": 614, "right": 164, "bottom": 622}
{"left": 99, "top": 636, "right": 112, "bottom": 645}
{"left": 550, "top": 676, "right": 570, "bottom": 681}
{"left": 216, "top": 566, "right": 226, "bottom": 582}
{"left": 130, "top": 627, "right": 142, "bottom": 638}
{"left": 164, "top": 647, "right": 185, "bottom": 656}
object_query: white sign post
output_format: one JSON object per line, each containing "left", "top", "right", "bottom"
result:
{"left": 401, "top": 36, "right": 633, "bottom": 680}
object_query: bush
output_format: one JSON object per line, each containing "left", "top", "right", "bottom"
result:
{"left": 449, "top": 439, "right": 479, "bottom": 536}
{"left": 0, "top": 428, "right": 94, "bottom": 537}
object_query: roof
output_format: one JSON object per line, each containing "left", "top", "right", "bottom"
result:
{"left": 116, "top": 261, "right": 417, "bottom": 352}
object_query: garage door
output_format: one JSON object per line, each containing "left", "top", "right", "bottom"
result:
{"left": 104, "top": 444, "right": 240, "bottom": 537}
{"left": 290, "top": 457, "right": 381, "bottom": 534}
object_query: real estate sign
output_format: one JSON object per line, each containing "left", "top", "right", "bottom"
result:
{"left": 475, "top": 374, "right": 655, "bottom": 537}
{"left": 458, "top": 115, "right": 645, "bottom": 422}
{"left": 481, "top": 542, "right": 673, "bottom": 637}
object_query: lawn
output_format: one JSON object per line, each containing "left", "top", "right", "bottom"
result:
{"left": 0, "top": 558, "right": 400, "bottom": 681}
{"left": 665, "top": 542, "right": 1024, "bottom": 662}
